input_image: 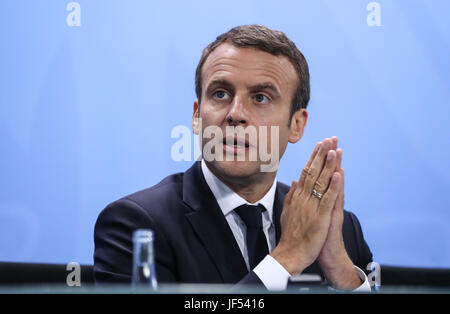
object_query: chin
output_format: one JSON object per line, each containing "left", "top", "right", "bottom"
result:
{"left": 210, "top": 160, "right": 262, "bottom": 181}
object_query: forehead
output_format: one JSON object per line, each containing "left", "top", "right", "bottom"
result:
{"left": 202, "top": 43, "right": 298, "bottom": 91}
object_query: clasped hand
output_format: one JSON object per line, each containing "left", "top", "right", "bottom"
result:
{"left": 270, "top": 137, "right": 361, "bottom": 290}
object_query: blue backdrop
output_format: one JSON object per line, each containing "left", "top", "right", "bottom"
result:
{"left": 1, "top": 0, "right": 449, "bottom": 268}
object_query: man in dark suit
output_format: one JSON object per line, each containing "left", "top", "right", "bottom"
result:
{"left": 94, "top": 25, "right": 373, "bottom": 291}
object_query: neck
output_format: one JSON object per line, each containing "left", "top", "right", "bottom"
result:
{"left": 205, "top": 162, "right": 277, "bottom": 204}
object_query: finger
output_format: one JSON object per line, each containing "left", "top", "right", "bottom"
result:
{"left": 318, "top": 172, "right": 342, "bottom": 216}
{"left": 334, "top": 168, "right": 345, "bottom": 211}
{"left": 297, "top": 142, "right": 321, "bottom": 191}
{"left": 284, "top": 180, "right": 297, "bottom": 205}
{"left": 328, "top": 170, "right": 345, "bottom": 236}
{"left": 331, "top": 136, "right": 338, "bottom": 151}
{"left": 301, "top": 138, "right": 333, "bottom": 195}
{"left": 334, "top": 187, "right": 344, "bottom": 213}
{"left": 330, "top": 136, "right": 339, "bottom": 169}
{"left": 312, "top": 149, "right": 337, "bottom": 197}
{"left": 305, "top": 142, "right": 321, "bottom": 170}
{"left": 336, "top": 148, "right": 342, "bottom": 171}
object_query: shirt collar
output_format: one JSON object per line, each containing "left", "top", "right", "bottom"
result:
{"left": 201, "top": 159, "right": 277, "bottom": 222}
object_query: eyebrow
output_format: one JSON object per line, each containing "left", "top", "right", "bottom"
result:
{"left": 248, "top": 83, "right": 280, "bottom": 98}
{"left": 205, "top": 79, "right": 281, "bottom": 98}
{"left": 205, "top": 79, "right": 235, "bottom": 96}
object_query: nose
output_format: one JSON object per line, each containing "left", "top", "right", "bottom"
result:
{"left": 226, "top": 96, "right": 247, "bottom": 126}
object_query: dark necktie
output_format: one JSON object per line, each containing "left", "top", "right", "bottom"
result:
{"left": 234, "top": 204, "right": 269, "bottom": 270}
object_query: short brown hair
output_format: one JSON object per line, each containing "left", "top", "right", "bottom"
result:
{"left": 195, "top": 24, "right": 310, "bottom": 121}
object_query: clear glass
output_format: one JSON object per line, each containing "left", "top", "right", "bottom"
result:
{"left": 131, "top": 229, "right": 158, "bottom": 289}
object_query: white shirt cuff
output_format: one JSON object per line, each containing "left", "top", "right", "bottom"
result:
{"left": 351, "top": 265, "right": 372, "bottom": 292}
{"left": 327, "top": 265, "right": 372, "bottom": 292}
{"left": 253, "top": 255, "right": 291, "bottom": 291}
{"left": 254, "top": 256, "right": 372, "bottom": 292}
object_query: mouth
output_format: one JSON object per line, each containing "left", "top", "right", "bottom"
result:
{"left": 223, "top": 136, "right": 249, "bottom": 148}
{"left": 223, "top": 136, "right": 250, "bottom": 154}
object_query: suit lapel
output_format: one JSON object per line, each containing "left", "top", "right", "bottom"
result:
{"left": 273, "top": 183, "right": 284, "bottom": 245}
{"left": 182, "top": 162, "right": 248, "bottom": 283}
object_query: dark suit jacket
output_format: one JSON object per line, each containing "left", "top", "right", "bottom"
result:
{"left": 94, "top": 161, "right": 373, "bottom": 286}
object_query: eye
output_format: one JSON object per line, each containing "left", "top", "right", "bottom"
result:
{"left": 213, "top": 90, "right": 230, "bottom": 100}
{"left": 254, "top": 94, "right": 270, "bottom": 104}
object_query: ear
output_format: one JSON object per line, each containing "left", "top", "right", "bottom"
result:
{"left": 192, "top": 100, "right": 200, "bottom": 135}
{"left": 288, "top": 109, "right": 308, "bottom": 143}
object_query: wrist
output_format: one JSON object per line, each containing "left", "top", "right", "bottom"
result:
{"left": 321, "top": 255, "right": 361, "bottom": 290}
{"left": 270, "top": 246, "right": 309, "bottom": 275}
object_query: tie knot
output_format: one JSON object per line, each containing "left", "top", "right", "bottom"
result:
{"left": 234, "top": 204, "right": 265, "bottom": 229}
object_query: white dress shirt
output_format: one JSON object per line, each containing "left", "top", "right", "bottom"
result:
{"left": 201, "top": 159, "right": 371, "bottom": 292}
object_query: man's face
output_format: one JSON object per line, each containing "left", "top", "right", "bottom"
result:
{"left": 193, "top": 43, "right": 306, "bottom": 183}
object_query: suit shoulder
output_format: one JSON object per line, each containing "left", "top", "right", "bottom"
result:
{"left": 125, "top": 171, "right": 183, "bottom": 203}
{"left": 126, "top": 171, "right": 184, "bottom": 210}
{"left": 100, "top": 171, "right": 185, "bottom": 220}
